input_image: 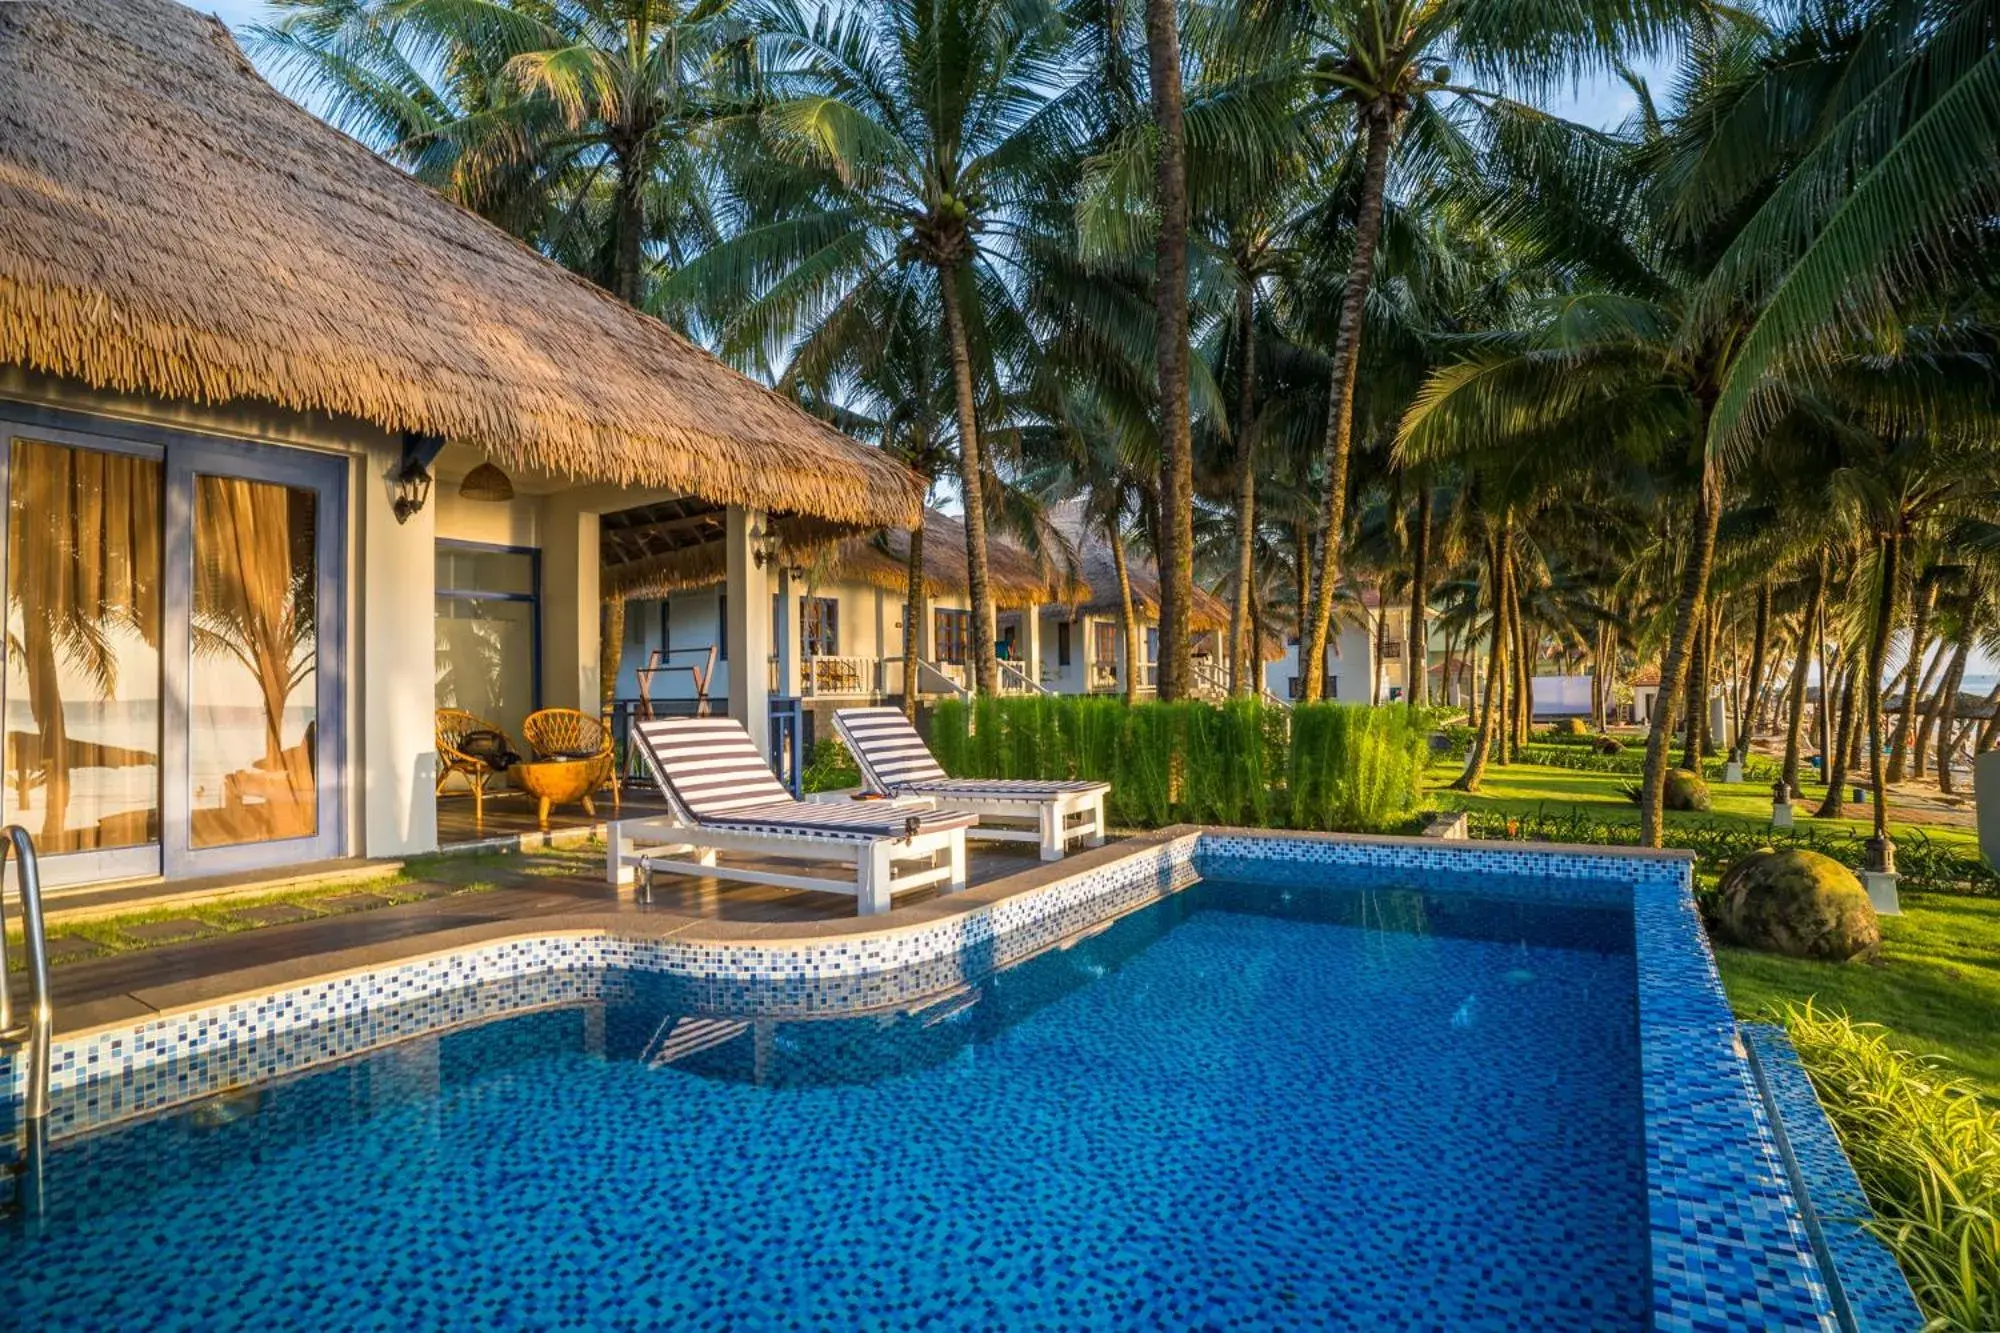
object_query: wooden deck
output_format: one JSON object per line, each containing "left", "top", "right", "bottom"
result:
{"left": 435, "top": 783, "right": 675, "bottom": 847}
{"left": 35, "top": 838, "right": 1103, "bottom": 1035}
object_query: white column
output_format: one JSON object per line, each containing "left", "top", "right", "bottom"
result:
{"left": 360, "top": 441, "right": 438, "bottom": 857}
{"left": 774, "top": 567, "right": 800, "bottom": 698}
{"left": 1023, "top": 604, "right": 1043, "bottom": 685}
{"left": 874, "top": 587, "right": 888, "bottom": 694}
{"left": 540, "top": 495, "right": 601, "bottom": 710}
{"left": 726, "top": 506, "right": 772, "bottom": 748}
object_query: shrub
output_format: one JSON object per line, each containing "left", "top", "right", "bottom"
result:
{"left": 1783, "top": 1004, "right": 2000, "bottom": 1329}
{"left": 927, "top": 696, "right": 1425, "bottom": 832}
{"left": 1561, "top": 717, "right": 1590, "bottom": 737}
{"left": 1449, "top": 804, "right": 1999, "bottom": 897}
{"left": 1713, "top": 849, "right": 1878, "bottom": 960}
{"left": 1516, "top": 741, "right": 1778, "bottom": 784}
{"left": 1667, "top": 768, "right": 1712, "bottom": 812}
{"left": 800, "top": 736, "right": 859, "bottom": 793}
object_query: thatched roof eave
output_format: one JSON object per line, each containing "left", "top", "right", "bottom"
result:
{"left": 0, "top": 1, "right": 920, "bottom": 532}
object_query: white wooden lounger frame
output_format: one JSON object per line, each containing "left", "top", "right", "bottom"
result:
{"left": 607, "top": 717, "right": 970, "bottom": 916}
{"left": 832, "top": 707, "right": 1109, "bottom": 862}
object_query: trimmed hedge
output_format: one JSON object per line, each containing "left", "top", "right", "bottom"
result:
{"left": 927, "top": 696, "right": 1428, "bottom": 832}
{"left": 1454, "top": 804, "right": 1999, "bottom": 897}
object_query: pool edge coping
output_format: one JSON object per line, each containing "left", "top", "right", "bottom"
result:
{"left": 1742, "top": 1023, "right": 1927, "bottom": 1332}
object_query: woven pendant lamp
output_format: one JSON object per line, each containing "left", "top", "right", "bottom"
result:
{"left": 458, "top": 462, "right": 515, "bottom": 502}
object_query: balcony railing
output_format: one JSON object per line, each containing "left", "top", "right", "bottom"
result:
{"left": 801, "top": 655, "right": 878, "bottom": 698}
{"left": 996, "top": 659, "right": 1048, "bottom": 696}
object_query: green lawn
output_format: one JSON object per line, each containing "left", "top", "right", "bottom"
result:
{"left": 1427, "top": 758, "right": 1998, "bottom": 1099}
{"left": 1424, "top": 756, "right": 1982, "bottom": 852}
{"left": 1715, "top": 895, "right": 2000, "bottom": 1099}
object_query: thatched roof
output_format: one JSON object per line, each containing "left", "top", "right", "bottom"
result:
{"left": 1041, "top": 505, "right": 1283, "bottom": 661}
{"left": 0, "top": 0, "right": 920, "bottom": 529}
{"left": 827, "top": 512, "right": 1081, "bottom": 607}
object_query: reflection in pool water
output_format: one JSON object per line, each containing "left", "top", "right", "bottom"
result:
{"left": 3, "top": 876, "right": 1646, "bottom": 1329}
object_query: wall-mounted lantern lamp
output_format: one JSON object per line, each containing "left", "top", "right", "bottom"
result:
{"left": 749, "top": 515, "right": 785, "bottom": 568}
{"left": 392, "top": 432, "right": 446, "bottom": 525}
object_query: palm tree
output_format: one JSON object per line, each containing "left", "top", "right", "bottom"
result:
{"left": 784, "top": 278, "right": 958, "bottom": 718}
{"left": 1140, "top": 0, "right": 1195, "bottom": 699}
{"left": 1284, "top": 0, "right": 1688, "bottom": 704}
{"left": 254, "top": 0, "right": 748, "bottom": 306}
{"left": 666, "top": 0, "right": 1072, "bottom": 697}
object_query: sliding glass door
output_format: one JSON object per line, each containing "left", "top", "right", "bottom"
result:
{"left": 1, "top": 408, "right": 345, "bottom": 885}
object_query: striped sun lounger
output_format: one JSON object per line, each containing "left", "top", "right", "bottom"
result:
{"left": 832, "top": 707, "right": 1108, "bottom": 861}
{"left": 608, "top": 716, "right": 976, "bottom": 915}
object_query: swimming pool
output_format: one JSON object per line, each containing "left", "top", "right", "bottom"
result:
{"left": 0, "top": 833, "right": 1912, "bottom": 1329}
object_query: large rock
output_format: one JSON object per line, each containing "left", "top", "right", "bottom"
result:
{"left": 1715, "top": 849, "right": 1880, "bottom": 961}
{"left": 1666, "top": 768, "right": 1711, "bottom": 812}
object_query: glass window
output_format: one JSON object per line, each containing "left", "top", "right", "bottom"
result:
{"left": 1092, "top": 621, "right": 1120, "bottom": 668}
{"left": 190, "top": 475, "right": 319, "bottom": 848}
{"left": 5, "top": 439, "right": 163, "bottom": 853}
{"left": 801, "top": 597, "right": 838, "bottom": 656}
{"left": 933, "top": 609, "right": 971, "bottom": 665}
{"left": 436, "top": 546, "right": 534, "bottom": 597}
{"left": 435, "top": 543, "right": 538, "bottom": 739}
{"left": 1056, "top": 621, "right": 1071, "bottom": 667}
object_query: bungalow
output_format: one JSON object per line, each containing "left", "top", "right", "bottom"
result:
{"left": 0, "top": 0, "right": 919, "bottom": 887}
{"left": 1264, "top": 592, "right": 1413, "bottom": 704}
{"left": 608, "top": 508, "right": 1272, "bottom": 731}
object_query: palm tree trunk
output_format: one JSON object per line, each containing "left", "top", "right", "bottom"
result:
{"left": 1108, "top": 518, "right": 1141, "bottom": 705}
{"left": 1815, "top": 664, "right": 1860, "bottom": 817}
{"left": 902, "top": 516, "right": 926, "bottom": 720}
{"left": 1407, "top": 477, "right": 1430, "bottom": 709}
{"left": 1681, "top": 614, "right": 1707, "bottom": 770}
{"left": 1733, "top": 581, "right": 1770, "bottom": 764}
{"left": 1974, "top": 677, "right": 2000, "bottom": 754}
{"left": 1451, "top": 529, "right": 1508, "bottom": 792}
{"left": 1293, "top": 520, "right": 1312, "bottom": 693}
{"left": 1862, "top": 530, "right": 1901, "bottom": 844}
{"left": 1884, "top": 573, "right": 1934, "bottom": 782}
{"left": 1640, "top": 453, "right": 1723, "bottom": 847}
{"left": 1228, "top": 277, "right": 1258, "bottom": 697}
{"left": 1143, "top": 0, "right": 1193, "bottom": 702}
{"left": 1911, "top": 639, "right": 1957, "bottom": 777}
{"left": 1300, "top": 102, "right": 1397, "bottom": 702}
{"left": 1509, "top": 583, "right": 1530, "bottom": 756}
{"left": 1248, "top": 577, "right": 1267, "bottom": 699}
{"left": 1781, "top": 557, "right": 1825, "bottom": 796}
{"left": 936, "top": 262, "right": 999, "bottom": 696}
{"left": 1371, "top": 597, "right": 1387, "bottom": 706}
{"left": 612, "top": 145, "right": 646, "bottom": 307}
{"left": 1934, "top": 635, "right": 1968, "bottom": 794}
{"left": 601, "top": 598, "right": 626, "bottom": 710}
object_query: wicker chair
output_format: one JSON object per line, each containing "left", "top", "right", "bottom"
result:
{"left": 522, "top": 708, "right": 621, "bottom": 813}
{"left": 435, "top": 708, "right": 518, "bottom": 822}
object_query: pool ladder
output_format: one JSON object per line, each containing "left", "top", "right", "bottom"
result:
{"left": 0, "top": 826, "right": 53, "bottom": 1223}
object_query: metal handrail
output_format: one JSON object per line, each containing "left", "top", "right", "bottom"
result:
{"left": 0, "top": 825, "right": 53, "bottom": 1125}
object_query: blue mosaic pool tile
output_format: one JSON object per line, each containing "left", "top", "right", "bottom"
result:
{"left": 1631, "top": 875, "right": 1833, "bottom": 1331}
{"left": 0, "top": 830, "right": 1881, "bottom": 1331}
{"left": 1743, "top": 1024, "right": 1925, "bottom": 1331}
